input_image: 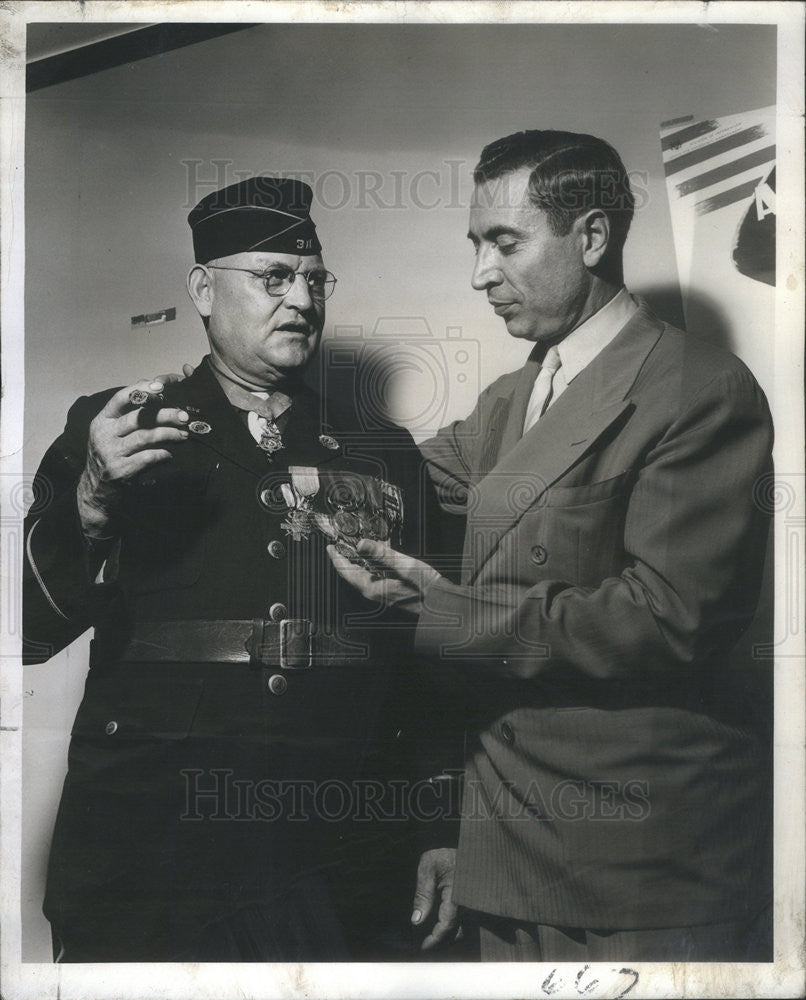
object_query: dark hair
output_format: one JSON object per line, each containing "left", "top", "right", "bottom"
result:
{"left": 474, "top": 130, "right": 635, "bottom": 264}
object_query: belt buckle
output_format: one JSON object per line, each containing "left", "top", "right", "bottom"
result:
{"left": 280, "top": 619, "right": 314, "bottom": 670}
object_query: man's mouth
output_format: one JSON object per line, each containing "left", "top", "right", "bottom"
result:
{"left": 276, "top": 324, "right": 312, "bottom": 335}
{"left": 490, "top": 300, "right": 516, "bottom": 316}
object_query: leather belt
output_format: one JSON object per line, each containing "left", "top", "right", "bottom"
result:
{"left": 95, "top": 619, "right": 376, "bottom": 671}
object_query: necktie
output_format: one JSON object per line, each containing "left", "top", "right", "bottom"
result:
{"left": 522, "top": 346, "right": 562, "bottom": 435}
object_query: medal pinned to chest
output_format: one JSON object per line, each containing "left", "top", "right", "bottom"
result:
{"left": 281, "top": 465, "right": 405, "bottom": 567}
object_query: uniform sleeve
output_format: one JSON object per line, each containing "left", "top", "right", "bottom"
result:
{"left": 415, "top": 368, "right": 774, "bottom": 682}
{"left": 23, "top": 394, "right": 114, "bottom": 664}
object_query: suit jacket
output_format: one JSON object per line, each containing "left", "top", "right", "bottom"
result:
{"left": 417, "top": 304, "right": 773, "bottom": 929}
{"left": 23, "top": 358, "right": 445, "bottom": 960}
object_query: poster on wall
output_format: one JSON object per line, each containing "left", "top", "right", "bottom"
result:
{"left": 661, "top": 106, "right": 776, "bottom": 389}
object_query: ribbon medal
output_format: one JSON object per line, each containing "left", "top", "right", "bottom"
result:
{"left": 280, "top": 467, "right": 321, "bottom": 542}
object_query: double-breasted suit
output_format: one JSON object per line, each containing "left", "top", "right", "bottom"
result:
{"left": 417, "top": 303, "right": 773, "bottom": 931}
{"left": 24, "top": 358, "right": 442, "bottom": 960}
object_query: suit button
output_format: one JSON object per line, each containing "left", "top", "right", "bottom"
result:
{"left": 267, "top": 673, "right": 288, "bottom": 696}
{"left": 105, "top": 721, "right": 118, "bottom": 735}
{"left": 268, "top": 602, "right": 288, "bottom": 622}
{"left": 501, "top": 721, "right": 514, "bottom": 745}
{"left": 530, "top": 544, "right": 548, "bottom": 565}
{"left": 267, "top": 540, "right": 286, "bottom": 560}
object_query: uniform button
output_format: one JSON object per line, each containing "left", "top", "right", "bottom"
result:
{"left": 500, "top": 721, "right": 514, "bottom": 745}
{"left": 530, "top": 544, "right": 548, "bottom": 565}
{"left": 267, "top": 673, "right": 288, "bottom": 696}
{"left": 268, "top": 602, "right": 288, "bottom": 622}
{"left": 105, "top": 721, "right": 118, "bottom": 735}
{"left": 267, "top": 540, "right": 286, "bottom": 560}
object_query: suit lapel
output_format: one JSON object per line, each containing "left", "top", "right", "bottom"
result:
{"left": 497, "top": 350, "right": 541, "bottom": 459}
{"left": 466, "top": 304, "right": 663, "bottom": 581}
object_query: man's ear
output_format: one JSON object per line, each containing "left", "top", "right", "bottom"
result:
{"left": 187, "top": 264, "right": 213, "bottom": 318}
{"left": 579, "top": 210, "right": 610, "bottom": 268}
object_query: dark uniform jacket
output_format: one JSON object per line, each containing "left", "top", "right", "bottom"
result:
{"left": 24, "top": 358, "right": 449, "bottom": 961}
{"left": 417, "top": 304, "right": 774, "bottom": 932}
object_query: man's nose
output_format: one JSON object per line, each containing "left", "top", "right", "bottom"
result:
{"left": 283, "top": 273, "right": 315, "bottom": 310}
{"left": 471, "top": 247, "right": 502, "bottom": 291}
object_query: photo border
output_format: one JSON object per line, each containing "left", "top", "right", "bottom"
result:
{"left": 1, "top": 2, "right": 803, "bottom": 998}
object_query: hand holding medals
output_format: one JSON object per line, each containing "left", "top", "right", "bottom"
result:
{"left": 326, "top": 538, "right": 442, "bottom": 616}
{"left": 282, "top": 466, "right": 404, "bottom": 575}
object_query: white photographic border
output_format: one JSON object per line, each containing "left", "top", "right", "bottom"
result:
{"left": 1, "top": 2, "right": 803, "bottom": 998}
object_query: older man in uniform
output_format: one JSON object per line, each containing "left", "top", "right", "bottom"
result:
{"left": 23, "top": 178, "right": 449, "bottom": 962}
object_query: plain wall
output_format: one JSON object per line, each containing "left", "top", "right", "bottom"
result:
{"left": 21, "top": 22, "right": 776, "bottom": 960}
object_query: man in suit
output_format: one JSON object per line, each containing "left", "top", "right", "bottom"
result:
{"left": 23, "top": 177, "right": 450, "bottom": 961}
{"left": 329, "top": 130, "right": 774, "bottom": 961}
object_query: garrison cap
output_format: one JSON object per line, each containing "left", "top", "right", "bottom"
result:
{"left": 188, "top": 177, "right": 322, "bottom": 263}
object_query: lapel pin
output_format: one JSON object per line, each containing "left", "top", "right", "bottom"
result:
{"left": 318, "top": 434, "right": 339, "bottom": 451}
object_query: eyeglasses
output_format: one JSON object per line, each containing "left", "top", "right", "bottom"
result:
{"left": 208, "top": 264, "right": 337, "bottom": 301}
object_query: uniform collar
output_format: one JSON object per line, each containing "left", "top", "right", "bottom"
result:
{"left": 208, "top": 356, "right": 293, "bottom": 418}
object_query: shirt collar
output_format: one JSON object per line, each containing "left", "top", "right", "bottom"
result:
{"left": 556, "top": 287, "right": 639, "bottom": 384}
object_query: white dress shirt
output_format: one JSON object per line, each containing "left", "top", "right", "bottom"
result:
{"left": 523, "top": 287, "right": 639, "bottom": 434}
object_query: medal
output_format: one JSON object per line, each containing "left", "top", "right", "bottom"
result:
{"left": 333, "top": 510, "right": 360, "bottom": 538}
{"left": 289, "top": 466, "right": 320, "bottom": 509}
{"left": 281, "top": 508, "right": 313, "bottom": 542}
{"left": 258, "top": 418, "right": 284, "bottom": 456}
{"left": 360, "top": 512, "right": 391, "bottom": 541}
{"left": 277, "top": 468, "right": 321, "bottom": 543}
{"left": 325, "top": 474, "right": 366, "bottom": 513}
{"left": 381, "top": 480, "right": 404, "bottom": 544}
{"left": 319, "top": 434, "right": 340, "bottom": 451}
{"left": 313, "top": 512, "right": 339, "bottom": 540}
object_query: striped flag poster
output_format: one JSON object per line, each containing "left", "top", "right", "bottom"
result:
{"left": 661, "top": 107, "right": 775, "bottom": 392}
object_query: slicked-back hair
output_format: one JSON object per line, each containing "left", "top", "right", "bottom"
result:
{"left": 473, "top": 130, "right": 635, "bottom": 262}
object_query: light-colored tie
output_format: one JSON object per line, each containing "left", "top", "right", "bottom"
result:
{"left": 522, "top": 346, "right": 562, "bottom": 434}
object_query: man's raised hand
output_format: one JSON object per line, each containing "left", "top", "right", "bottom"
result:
{"left": 77, "top": 373, "right": 190, "bottom": 537}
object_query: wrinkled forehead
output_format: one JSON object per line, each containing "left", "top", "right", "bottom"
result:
{"left": 210, "top": 251, "right": 326, "bottom": 271}
{"left": 469, "top": 167, "right": 542, "bottom": 237}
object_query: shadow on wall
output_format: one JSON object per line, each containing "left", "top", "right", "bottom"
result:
{"left": 638, "top": 284, "right": 738, "bottom": 356}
